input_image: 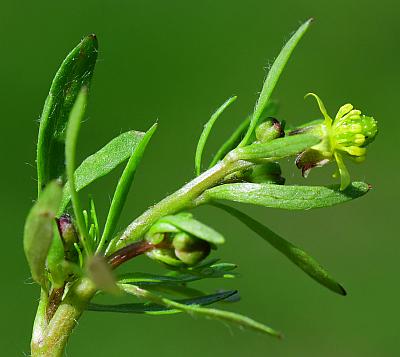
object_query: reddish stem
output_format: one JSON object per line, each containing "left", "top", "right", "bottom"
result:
{"left": 107, "top": 240, "right": 154, "bottom": 269}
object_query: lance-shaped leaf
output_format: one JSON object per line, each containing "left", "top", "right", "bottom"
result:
{"left": 195, "top": 96, "right": 237, "bottom": 176}
{"left": 158, "top": 215, "right": 225, "bottom": 244}
{"left": 60, "top": 130, "right": 145, "bottom": 214}
{"left": 119, "top": 284, "right": 281, "bottom": 337}
{"left": 87, "top": 290, "right": 238, "bottom": 315}
{"left": 37, "top": 35, "right": 98, "bottom": 195}
{"left": 97, "top": 124, "right": 157, "bottom": 252}
{"left": 65, "top": 88, "right": 91, "bottom": 254}
{"left": 239, "top": 19, "right": 312, "bottom": 147}
{"left": 23, "top": 180, "right": 63, "bottom": 287}
{"left": 198, "top": 182, "right": 370, "bottom": 209}
{"left": 209, "top": 101, "right": 278, "bottom": 168}
{"left": 231, "top": 134, "right": 320, "bottom": 161}
{"left": 214, "top": 203, "right": 346, "bottom": 295}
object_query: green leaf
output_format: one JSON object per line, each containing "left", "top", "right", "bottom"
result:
{"left": 195, "top": 96, "right": 237, "bottom": 176}
{"left": 117, "top": 262, "right": 237, "bottom": 285}
{"left": 239, "top": 19, "right": 312, "bottom": 147}
{"left": 87, "top": 290, "right": 238, "bottom": 315}
{"left": 214, "top": 203, "right": 346, "bottom": 295}
{"left": 23, "top": 181, "right": 63, "bottom": 287}
{"left": 231, "top": 134, "right": 320, "bottom": 161}
{"left": 209, "top": 101, "right": 278, "bottom": 168}
{"left": 60, "top": 130, "right": 145, "bottom": 214}
{"left": 158, "top": 215, "right": 225, "bottom": 244}
{"left": 199, "top": 182, "right": 370, "bottom": 210}
{"left": 37, "top": 35, "right": 98, "bottom": 195}
{"left": 120, "top": 284, "right": 281, "bottom": 336}
{"left": 98, "top": 124, "right": 158, "bottom": 252}
{"left": 65, "top": 88, "right": 91, "bottom": 254}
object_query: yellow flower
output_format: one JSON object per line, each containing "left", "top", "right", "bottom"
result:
{"left": 292, "top": 93, "right": 378, "bottom": 190}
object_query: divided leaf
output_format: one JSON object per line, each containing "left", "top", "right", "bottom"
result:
{"left": 24, "top": 181, "right": 63, "bottom": 287}
{"left": 60, "top": 130, "right": 145, "bottom": 214}
{"left": 214, "top": 203, "right": 346, "bottom": 295}
{"left": 195, "top": 96, "right": 237, "bottom": 176}
{"left": 239, "top": 19, "right": 312, "bottom": 147}
{"left": 87, "top": 290, "right": 238, "bottom": 315}
{"left": 37, "top": 35, "right": 98, "bottom": 194}
{"left": 199, "top": 182, "right": 370, "bottom": 210}
{"left": 119, "top": 284, "right": 281, "bottom": 337}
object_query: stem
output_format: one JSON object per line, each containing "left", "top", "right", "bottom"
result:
{"left": 113, "top": 158, "right": 251, "bottom": 251}
{"left": 31, "top": 278, "right": 96, "bottom": 357}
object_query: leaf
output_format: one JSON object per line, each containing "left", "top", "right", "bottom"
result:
{"left": 209, "top": 101, "right": 278, "bottom": 168}
{"left": 232, "top": 134, "right": 320, "bottom": 161}
{"left": 37, "top": 35, "right": 98, "bottom": 195}
{"left": 117, "top": 262, "right": 237, "bottom": 285}
{"left": 158, "top": 215, "right": 225, "bottom": 244}
{"left": 239, "top": 19, "right": 312, "bottom": 147}
{"left": 195, "top": 96, "right": 237, "bottom": 176}
{"left": 214, "top": 203, "right": 346, "bottom": 295}
{"left": 65, "top": 88, "right": 91, "bottom": 254}
{"left": 199, "top": 182, "right": 370, "bottom": 209}
{"left": 59, "top": 130, "right": 145, "bottom": 214}
{"left": 24, "top": 181, "right": 63, "bottom": 287}
{"left": 97, "top": 124, "right": 157, "bottom": 252}
{"left": 86, "top": 255, "right": 120, "bottom": 295}
{"left": 87, "top": 290, "right": 238, "bottom": 315}
{"left": 119, "top": 284, "right": 281, "bottom": 337}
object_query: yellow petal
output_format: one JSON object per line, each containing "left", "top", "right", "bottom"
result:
{"left": 305, "top": 93, "right": 333, "bottom": 126}
{"left": 335, "top": 103, "right": 353, "bottom": 120}
{"left": 334, "top": 152, "right": 350, "bottom": 191}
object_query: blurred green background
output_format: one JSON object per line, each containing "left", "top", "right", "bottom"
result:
{"left": 1, "top": 0, "right": 399, "bottom": 356}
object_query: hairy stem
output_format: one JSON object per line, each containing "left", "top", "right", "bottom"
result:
{"left": 113, "top": 158, "right": 251, "bottom": 251}
{"left": 31, "top": 278, "right": 96, "bottom": 357}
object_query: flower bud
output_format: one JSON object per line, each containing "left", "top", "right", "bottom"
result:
{"left": 246, "top": 162, "right": 285, "bottom": 185}
{"left": 255, "top": 118, "right": 284, "bottom": 143}
{"left": 56, "top": 214, "right": 79, "bottom": 262}
{"left": 172, "top": 232, "right": 211, "bottom": 266}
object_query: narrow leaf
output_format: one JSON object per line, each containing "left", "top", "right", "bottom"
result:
{"left": 209, "top": 101, "right": 278, "bottom": 168}
{"left": 214, "top": 203, "right": 346, "bottom": 295}
{"left": 239, "top": 19, "right": 312, "bottom": 147}
{"left": 24, "top": 181, "right": 63, "bottom": 287}
{"left": 232, "top": 134, "right": 320, "bottom": 161}
{"left": 158, "top": 215, "right": 225, "bottom": 244}
{"left": 98, "top": 124, "right": 157, "bottom": 252}
{"left": 60, "top": 130, "right": 145, "bottom": 214}
{"left": 117, "top": 262, "right": 237, "bottom": 285}
{"left": 87, "top": 290, "right": 237, "bottom": 315}
{"left": 195, "top": 96, "right": 237, "bottom": 176}
{"left": 65, "top": 88, "right": 91, "bottom": 254}
{"left": 120, "top": 284, "right": 281, "bottom": 337}
{"left": 37, "top": 35, "right": 98, "bottom": 195}
{"left": 199, "top": 182, "right": 370, "bottom": 209}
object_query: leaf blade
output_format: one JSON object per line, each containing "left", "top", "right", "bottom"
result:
{"left": 37, "top": 35, "right": 98, "bottom": 195}
{"left": 195, "top": 96, "right": 237, "bottom": 176}
{"left": 87, "top": 290, "right": 238, "bottom": 315}
{"left": 120, "top": 284, "right": 281, "bottom": 337}
{"left": 24, "top": 181, "right": 63, "bottom": 287}
{"left": 239, "top": 19, "right": 312, "bottom": 147}
{"left": 200, "top": 182, "right": 370, "bottom": 210}
{"left": 98, "top": 124, "right": 158, "bottom": 252}
{"left": 60, "top": 130, "right": 145, "bottom": 214}
{"left": 214, "top": 203, "right": 346, "bottom": 295}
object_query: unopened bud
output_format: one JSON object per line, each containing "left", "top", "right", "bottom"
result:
{"left": 255, "top": 118, "right": 284, "bottom": 143}
{"left": 56, "top": 214, "right": 79, "bottom": 262}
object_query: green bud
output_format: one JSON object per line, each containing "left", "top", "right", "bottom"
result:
{"left": 172, "top": 232, "right": 211, "bottom": 266}
{"left": 246, "top": 162, "right": 285, "bottom": 184}
{"left": 146, "top": 248, "right": 184, "bottom": 267}
{"left": 255, "top": 118, "right": 284, "bottom": 143}
{"left": 56, "top": 214, "right": 79, "bottom": 262}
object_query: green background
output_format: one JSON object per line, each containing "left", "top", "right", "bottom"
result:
{"left": 1, "top": 0, "right": 399, "bottom": 356}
